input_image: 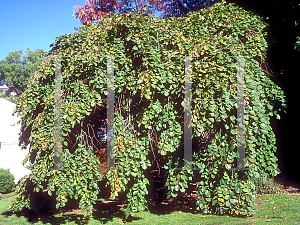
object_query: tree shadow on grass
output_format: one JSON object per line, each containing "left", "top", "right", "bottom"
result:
{"left": 1, "top": 198, "right": 140, "bottom": 224}
{"left": 91, "top": 193, "right": 199, "bottom": 223}
{"left": 92, "top": 200, "right": 140, "bottom": 224}
{"left": 147, "top": 192, "right": 199, "bottom": 215}
{"left": 1, "top": 194, "right": 199, "bottom": 224}
{"left": 1, "top": 208, "right": 91, "bottom": 224}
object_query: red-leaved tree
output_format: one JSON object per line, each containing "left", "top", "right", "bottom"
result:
{"left": 73, "top": 0, "right": 167, "bottom": 25}
{"left": 73, "top": 0, "right": 215, "bottom": 25}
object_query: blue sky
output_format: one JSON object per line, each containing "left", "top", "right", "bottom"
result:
{"left": 0, "top": 0, "right": 167, "bottom": 61}
{"left": 0, "top": 0, "right": 85, "bottom": 60}
{"left": 0, "top": 0, "right": 216, "bottom": 61}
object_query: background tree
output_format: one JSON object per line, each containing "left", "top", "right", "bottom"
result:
{"left": 0, "top": 48, "right": 44, "bottom": 96}
{"left": 162, "top": 0, "right": 220, "bottom": 18}
{"left": 73, "top": 0, "right": 220, "bottom": 25}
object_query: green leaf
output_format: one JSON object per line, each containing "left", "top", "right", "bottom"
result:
{"left": 227, "top": 157, "right": 234, "bottom": 163}
{"left": 248, "top": 157, "right": 256, "bottom": 163}
{"left": 225, "top": 164, "right": 232, "bottom": 170}
{"left": 225, "top": 201, "right": 231, "bottom": 207}
{"left": 144, "top": 93, "right": 151, "bottom": 99}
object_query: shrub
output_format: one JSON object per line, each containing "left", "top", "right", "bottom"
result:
{"left": 0, "top": 168, "right": 15, "bottom": 194}
{"left": 294, "top": 36, "right": 300, "bottom": 52}
{"left": 253, "top": 174, "right": 285, "bottom": 195}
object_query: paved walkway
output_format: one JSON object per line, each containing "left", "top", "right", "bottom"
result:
{"left": 0, "top": 196, "right": 14, "bottom": 201}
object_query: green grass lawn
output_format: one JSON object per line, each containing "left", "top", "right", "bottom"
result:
{"left": 1, "top": 193, "right": 300, "bottom": 224}
{"left": 1, "top": 191, "right": 16, "bottom": 200}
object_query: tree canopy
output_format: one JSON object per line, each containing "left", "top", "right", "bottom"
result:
{"left": 0, "top": 49, "right": 44, "bottom": 96}
{"left": 73, "top": 0, "right": 220, "bottom": 25}
{"left": 10, "top": 0, "right": 286, "bottom": 220}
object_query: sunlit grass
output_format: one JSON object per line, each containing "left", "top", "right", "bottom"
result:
{"left": 1, "top": 193, "right": 299, "bottom": 224}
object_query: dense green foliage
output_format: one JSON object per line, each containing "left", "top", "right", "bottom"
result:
{"left": 0, "top": 168, "right": 15, "bottom": 194}
{"left": 294, "top": 36, "right": 300, "bottom": 52}
{"left": 0, "top": 48, "right": 44, "bottom": 96}
{"left": 252, "top": 175, "right": 284, "bottom": 195}
{"left": 10, "top": 0, "right": 286, "bottom": 218}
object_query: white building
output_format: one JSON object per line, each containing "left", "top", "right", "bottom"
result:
{"left": 0, "top": 98, "right": 30, "bottom": 184}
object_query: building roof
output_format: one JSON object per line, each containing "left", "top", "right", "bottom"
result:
{"left": 0, "top": 84, "right": 9, "bottom": 91}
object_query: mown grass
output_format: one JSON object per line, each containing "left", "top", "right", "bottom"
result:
{"left": 1, "top": 193, "right": 300, "bottom": 224}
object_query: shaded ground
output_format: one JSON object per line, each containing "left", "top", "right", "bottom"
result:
{"left": 274, "top": 175, "right": 300, "bottom": 195}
